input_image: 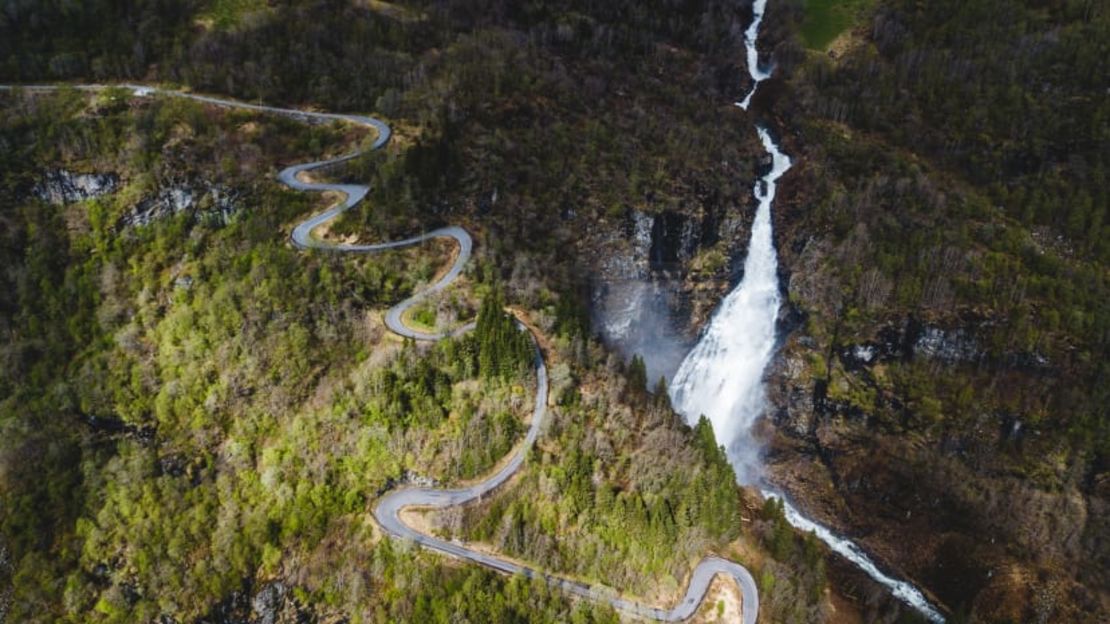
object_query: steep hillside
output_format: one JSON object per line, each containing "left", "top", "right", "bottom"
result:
{"left": 2, "top": 1, "right": 1106, "bottom": 623}
{"left": 758, "top": 0, "right": 1109, "bottom": 621}
{"left": 0, "top": 2, "right": 849, "bottom": 623}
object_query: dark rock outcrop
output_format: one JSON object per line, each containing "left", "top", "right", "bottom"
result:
{"left": 250, "top": 582, "right": 285, "bottom": 624}
{"left": 120, "top": 184, "right": 239, "bottom": 229}
{"left": 33, "top": 169, "right": 119, "bottom": 204}
{"left": 589, "top": 196, "right": 758, "bottom": 383}
{"left": 196, "top": 580, "right": 312, "bottom": 624}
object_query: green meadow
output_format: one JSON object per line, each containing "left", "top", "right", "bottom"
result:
{"left": 800, "top": 0, "right": 876, "bottom": 50}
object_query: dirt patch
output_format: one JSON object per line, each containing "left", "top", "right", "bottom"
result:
{"left": 825, "top": 27, "right": 867, "bottom": 61}
{"left": 824, "top": 587, "right": 865, "bottom": 624}
{"left": 398, "top": 507, "right": 438, "bottom": 536}
{"left": 688, "top": 574, "right": 742, "bottom": 623}
{"left": 427, "top": 238, "right": 462, "bottom": 284}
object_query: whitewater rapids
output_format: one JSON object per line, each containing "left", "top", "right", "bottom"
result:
{"left": 737, "top": 0, "right": 772, "bottom": 110}
{"left": 670, "top": 126, "right": 788, "bottom": 485}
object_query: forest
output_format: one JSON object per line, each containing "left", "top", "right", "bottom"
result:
{"left": 772, "top": 0, "right": 1107, "bottom": 472}
{"left": 758, "top": 0, "right": 1108, "bottom": 621}
{"left": 1, "top": 0, "right": 1106, "bottom": 622}
{"left": 0, "top": 88, "right": 653, "bottom": 622}
{"left": 0, "top": 2, "right": 806, "bottom": 621}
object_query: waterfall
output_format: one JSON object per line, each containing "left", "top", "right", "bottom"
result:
{"left": 670, "top": 126, "right": 789, "bottom": 485}
{"left": 668, "top": 2, "right": 946, "bottom": 621}
{"left": 737, "top": 0, "right": 772, "bottom": 110}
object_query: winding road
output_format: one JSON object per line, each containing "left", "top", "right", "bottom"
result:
{"left": 2, "top": 83, "right": 759, "bottom": 623}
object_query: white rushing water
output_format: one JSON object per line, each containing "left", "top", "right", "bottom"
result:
{"left": 669, "top": 2, "right": 947, "bottom": 621}
{"left": 670, "top": 126, "right": 788, "bottom": 485}
{"left": 737, "top": 0, "right": 772, "bottom": 110}
{"left": 770, "top": 493, "right": 947, "bottom": 622}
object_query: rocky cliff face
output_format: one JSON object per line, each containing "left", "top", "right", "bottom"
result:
{"left": 197, "top": 580, "right": 324, "bottom": 624}
{"left": 120, "top": 184, "right": 240, "bottom": 229}
{"left": 31, "top": 169, "right": 240, "bottom": 231}
{"left": 587, "top": 176, "right": 761, "bottom": 384}
{"left": 33, "top": 169, "right": 119, "bottom": 204}
{"left": 589, "top": 209, "right": 689, "bottom": 384}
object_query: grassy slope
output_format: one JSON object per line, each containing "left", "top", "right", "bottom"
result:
{"left": 201, "top": 0, "right": 269, "bottom": 28}
{"left": 799, "top": 0, "right": 876, "bottom": 50}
